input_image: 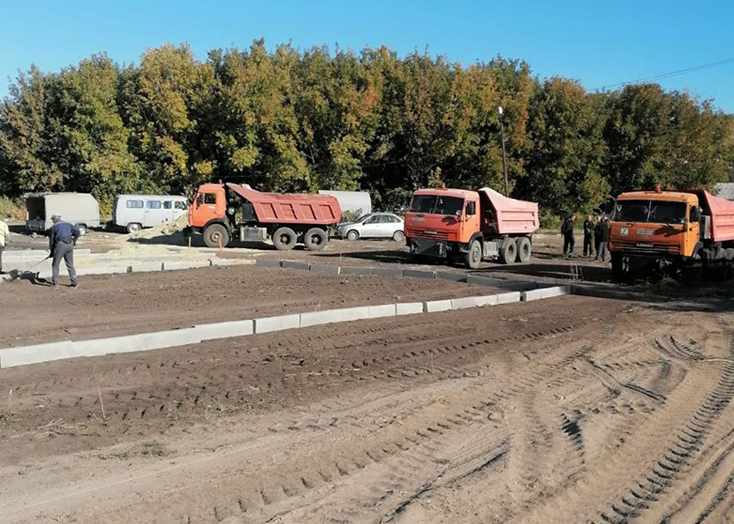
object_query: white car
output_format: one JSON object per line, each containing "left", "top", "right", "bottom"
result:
{"left": 336, "top": 213, "right": 405, "bottom": 241}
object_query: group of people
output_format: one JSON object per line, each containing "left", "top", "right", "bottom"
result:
{"left": 0, "top": 214, "right": 79, "bottom": 287}
{"left": 561, "top": 214, "right": 611, "bottom": 261}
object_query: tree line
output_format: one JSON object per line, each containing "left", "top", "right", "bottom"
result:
{"left": 1, "top": 40, "right": 733, "bottom": 217}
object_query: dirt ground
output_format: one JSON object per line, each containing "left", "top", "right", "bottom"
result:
{"left": 0, "top": 265, "right": 497, "bottom": 347}
{"left": 3, "top": 291, "right": 734, "bottom": 523}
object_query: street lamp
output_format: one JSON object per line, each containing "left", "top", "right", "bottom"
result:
{"left": 498, "top": 106, "right": 509, "bottom": 197}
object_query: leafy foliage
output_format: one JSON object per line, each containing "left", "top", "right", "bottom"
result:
{"left": 1, "top": 41, "right": 733, "bottom": 219}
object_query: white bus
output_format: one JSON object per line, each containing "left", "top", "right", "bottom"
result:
{"left": 113, "top": 195, "right": 188, "bottom": 233}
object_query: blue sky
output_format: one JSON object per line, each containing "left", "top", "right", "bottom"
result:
{"left": 1, "top": 0, "right": 733, "bottom": 111}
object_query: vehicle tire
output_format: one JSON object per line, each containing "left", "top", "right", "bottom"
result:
{"left": 346, "top": 229, "right": 360, "bottom": 241}
{"left": 725, "top": 248, "right": 734, "bottom": 279}
{"left": 611, "top": 252, "right": 631, "bottom": 283}
{"left": 682, "top": 254, "right": 703, "bottom": 285}
{"left": 516, "top": 236, "right": 532, "bottom": 263}
{"left": 392, "top": 230, "right": 406, "bottom": 242}
{"left": 272, "top": 227, "right": 297, "bottom": 251}
{"left": 499, "top": 238, "right": 517, "bottom": 265}
{"left": 713, "top": 246, "right": 728, "bottom": 280}
{"left": 76, "top": 224, "right": 88, "bottom": 236}
{"left": 304, "top": 227, "right": 328, "bottom": 251}
{"left": 126, "top": 223, "right": 142, "bottom": 234}
{"left": 464, "top": 239, "right": 482, "bottom": 269}
{"left": 203, "top": 224, "right": 231, "bottom": 248}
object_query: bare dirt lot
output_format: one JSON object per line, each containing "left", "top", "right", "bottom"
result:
{"left": 3, "top": 291, "right": 734, "bottom": 524}
{"left": 0, "top": 265, "right": 497, "bottom": 347}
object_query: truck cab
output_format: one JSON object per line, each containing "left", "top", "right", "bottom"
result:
{"left": 610, "top": 186, "right": 734, "bottom": 282}
{"left": 189, "top": 184, "right": 227, "bottom": 230}
{"left": 405, "top": 188, "right": 480, "bottom": 247}
{"left": 611, "top": 190, "right": 700, "bottom": 259}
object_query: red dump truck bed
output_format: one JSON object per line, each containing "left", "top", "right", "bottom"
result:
{"left": 698, "top": 190, "right": 734, "bottom": 243}
{"left": 479, "top": 187, "right": 539, "bottom": 236}
{"left": 227, "top": 183, "right": 342, "bottom": 225}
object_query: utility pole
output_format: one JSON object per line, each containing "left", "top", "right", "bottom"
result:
{"left": 498, "top": 106, "right": 509, "bottom": 197}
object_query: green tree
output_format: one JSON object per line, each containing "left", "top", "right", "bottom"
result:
{"left": 52, "top": 55, "right": 138, "bottom": 207}
{"left": 121, "top": 43, "right": 215, "bottom": 196}
{"left": 0, "top": 66, "right": 61, "bottom": 193}
{"left": 522, "top": 77, "right": 608, "bottom": 215}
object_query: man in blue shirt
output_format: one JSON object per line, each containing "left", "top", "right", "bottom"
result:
{"left": 49, "top": 214, "right": 79, "bottom": 288}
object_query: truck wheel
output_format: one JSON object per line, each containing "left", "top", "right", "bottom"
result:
{"left": 126, "top": 223, "right": 142, "bottom": 234}
{"left": 203, "top": 224, "right": 230, "bottom": 248}
{"left": 273, "top": 227, "right": 297, "bottom": 250}
{"left": 682, "top": 254, "right": 703, "bottom": 285}
{"left": 304, "top": 228, "right": 328, "bottom": 251}
{"left": 464, "top": 240, "right": 482, "bottom": 269}
{"left": 516, "top": 237, "right": 532, "bottom": 263}
{"left": 611, "top": 252, "right": 622, "bottom": 280}
{"left": 346, "top": 230, "right": 360, "bottom": 241}
{"left": 499, "top": 238, "right": 517, "bottom": 265}
{"left": 726, "top": 248, "right": 734, "bottom": 279}
{"left": 76, "top": 224, "right": 88, "bottom": 236}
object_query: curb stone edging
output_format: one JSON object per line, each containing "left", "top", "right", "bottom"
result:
{"left": 0, "top": 285, "right": 574, "bottom": 369}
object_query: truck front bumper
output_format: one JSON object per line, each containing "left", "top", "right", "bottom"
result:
{"left": 408, "top": 238, "right": 449, "bottom": 258}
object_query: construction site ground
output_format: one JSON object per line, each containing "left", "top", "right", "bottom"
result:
{"left": 4, "top": 291, "right": 734, "bottom": 524}
{"left": 4, "top": 229, "right": 734, "bottom": 523}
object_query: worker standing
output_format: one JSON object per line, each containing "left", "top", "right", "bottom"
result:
{"left": 582, "top": 215, "right": 594, "bottom": 257}
{"left": 594, "top": 215, "right": 603, "bottom": 256}
{"left": 596, "top": 218, "right": 611, "bottom": 262}
{"left": 561, "top": 214, "right": 577, "bottom": 258}
{"left": 49, "top": 214, "right": 79, "bottom": 288}
{"left": 0, "top": 216, "right": 9, "bottom": 274}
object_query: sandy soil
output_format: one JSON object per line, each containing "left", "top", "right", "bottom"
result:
{"left": 0, "top": 265, "right": 497, "bottom": 347}
{"left": 3, "top": 293, "right": 734, "bottom": 524}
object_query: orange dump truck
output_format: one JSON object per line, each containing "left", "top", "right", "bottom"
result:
{"left": 610, "top": 186, "right": 734, "bottom": 281}
{"left": 404, "top": 186, "right": 539, "bottom": 268}
{"left": 189, "top": 183, "right": 342, "bottom": 250}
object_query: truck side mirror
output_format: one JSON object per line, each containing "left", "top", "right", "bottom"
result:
{"left": 466, "top": 202, "right": 476, "bottom": 216}
{"left": 690, "top": 206, "right": 700, "bottom": 222}
{"left": 196, "top": 194, "right": 203, "bottom": 207}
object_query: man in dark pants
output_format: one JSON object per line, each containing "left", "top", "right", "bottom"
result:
{"left": 596, "top": 218, "right": 611, "bottom": 262}
{"left": 594, "top": 215, "right": 603, "bottom": 256}
{"left": 49, "top": 214, "right": 80, "bottom": 288}
{"left": 583, "top": 215, "right": 595, "bottom": 257}
{"left": 561, "top": 214, "right": 577, "bottom": 257}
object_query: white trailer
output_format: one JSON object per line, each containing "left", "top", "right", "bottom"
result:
{"left": 25, "top": 193, "right": 100, "bottom": 236}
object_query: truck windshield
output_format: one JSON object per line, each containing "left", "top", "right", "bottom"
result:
{"left": 410, "top": 195, "right": 465, "bottom": 216}
{"left": 615, "top": 200, "right": 687, "bottom": 224}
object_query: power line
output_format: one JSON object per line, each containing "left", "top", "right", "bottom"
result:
{"left": 596, "top": 57, "right": 734, "bottom": 91}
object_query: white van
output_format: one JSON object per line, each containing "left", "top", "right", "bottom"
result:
{"left": 113, "top": 195, "right": 188, "bottom": 233}
{"left": 25, "top": 192, "right": 101, "bottom": 236}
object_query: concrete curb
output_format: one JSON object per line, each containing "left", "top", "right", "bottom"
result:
{"left": 309, "top": 264, "right": 341, "bottom": 275}
{"left": 255, "top": 258, "right": 283, "bottom": 268}
{"left": 0, "top": 258, "right": 251, "bottom": 284}
{"left": 521, "top": 285, "right": 574, "bottom": 302}
{"left": 0, "top": 288, "right": 572, "bottom": 369}
{"left": 339, "top": 266, "right": 374, "bottom": 276}
{"left": 254, "top": 314, "right": 301, "bottom": 334}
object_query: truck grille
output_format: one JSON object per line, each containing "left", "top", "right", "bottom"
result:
{"left": 611, "top": 240, "right": 680, "bottom": 255}
{"left": 405, "top": 227, "right": 453, "bottom": 241}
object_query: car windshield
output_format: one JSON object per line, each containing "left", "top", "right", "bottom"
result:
{"left": 614, "top": 200, "right": 687, "bottom": 224}
{"left": 409, "top": 195, "right": 465, "bottom": 216}
{"left": 354, "top": 214, "right": 372, "bottom": 223}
